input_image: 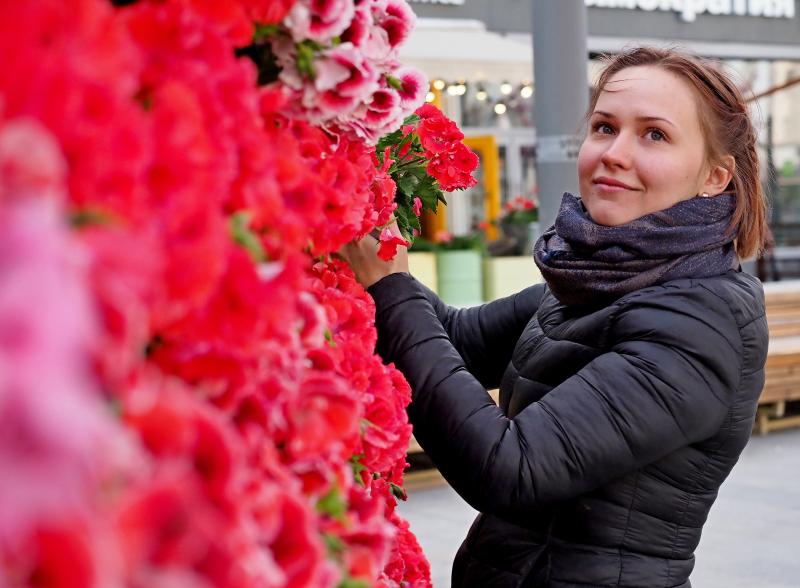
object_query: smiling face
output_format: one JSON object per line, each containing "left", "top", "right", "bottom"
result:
{"left": 578, "top": 65, "right": 721, "bottom": 226}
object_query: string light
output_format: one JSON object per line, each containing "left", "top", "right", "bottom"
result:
{"left": 432, "top": 79, "right": 446, "bottom": 90}
{"left": 425, "top": 91, "right": 436, "bottom": 103}
{"left": 520, "top": 85, "right": 533, "bottom": 99}
{"left": 494, "top": 103, "right": 507, "bottom": 115}
{"left": 448, "top": 82, "right": 466, "bottom": 96}
{"left": 476, "top": 89, "right": 488, "bottom": 101}
{"left": 500, "top": 81, "right": 513, "bottom": 95}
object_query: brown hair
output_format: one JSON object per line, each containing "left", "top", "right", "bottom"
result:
{"left": 588, "top": 47, "right": 766, "bottom": 258}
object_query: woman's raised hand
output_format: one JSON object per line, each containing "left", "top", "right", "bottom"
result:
{"left": 338, "top": 221, "right": 410, "bottom": 289}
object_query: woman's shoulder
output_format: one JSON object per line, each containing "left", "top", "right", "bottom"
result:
{"left": 613, "top": 270, "right": 765, "bottom": 330}
{"left": 604, "top": 271, "right": 767, "bottom": 369}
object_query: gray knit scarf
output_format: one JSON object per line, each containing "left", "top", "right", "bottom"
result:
{"left": 533, "top": 192, "right": 737, "bottom": 306}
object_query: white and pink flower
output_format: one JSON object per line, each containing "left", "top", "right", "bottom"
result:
{"left": 393, "top": 66, "right": 428, "bottom": 108}
{"left": 307, "top": 42, "right": 380, "bottom": 118}
{"left": 285, "top": 0, "right": 356, "bottom": 44}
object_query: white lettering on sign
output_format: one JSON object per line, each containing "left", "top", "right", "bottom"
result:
{"left": 408, "top": 0, "right": 466, "bottom": 5}
{"left": 537, "top": 134, "right": 583, "bottom": 163}
{"left": 585, "top": 0, "right": 795, "bottom": 22}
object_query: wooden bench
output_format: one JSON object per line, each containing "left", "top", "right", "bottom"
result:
{"left": 759, "top": 280, "right": 800, "bottom": 434}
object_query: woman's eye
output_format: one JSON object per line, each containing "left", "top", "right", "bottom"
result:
{"left": 594, "top": 122, "right": 614, "bottom": 135}
{"left": 647, "top": 129, "right": 666, "bottom": 141}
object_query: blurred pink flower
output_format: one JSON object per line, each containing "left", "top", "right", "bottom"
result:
{"left": 394, "top": 67, "right": 428, "bottom": 109}
{"left": 310, "top": 43, "right": 380, "bottom": 117}
{"left": 285, "top": 0, "right": 356, "bottom": 43}
{"left": 0, "top": 118, "right": 67, "bottom": 204}
{"left": 0, "top": 197, "right": 119, "bottom": 546}
{"left": 382, "top": 0, "right": 416, "bottom": 49}
{"left": 413, "top": 197, "right": 422, "bottom": 217}
{"left": 0, "top": 118, "right": 128, "bottom": 547}
{"left": 341, "top": 3, "right": 371, "bottom": 47}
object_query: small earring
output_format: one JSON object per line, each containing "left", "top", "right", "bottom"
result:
{"left": 701, "top": 192, "right": 710, "bottom": 198}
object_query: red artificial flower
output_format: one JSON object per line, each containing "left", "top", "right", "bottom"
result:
{"left": 426, "top": 142, "right": 480, "bottom": 192}
{"left": 416, "top": 112, "right": 464, "bottom": 156}
{"left": 14, "top": 523, "right": 97, "bottom": 588}
{"left": 414, "top": 103, "right": 442, "bottom": 121}
{"left": 284, "top": 372, "right": 362, "bottom": 464}
{"left": 241, "top": 0, "right": 297, "bottom": 25}
{"left": 377, "top": 228, "right": 411, "bottom": 261}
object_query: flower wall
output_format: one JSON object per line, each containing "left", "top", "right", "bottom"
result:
{"left": 0, "top": 0, "right": 477, "bottom": 586}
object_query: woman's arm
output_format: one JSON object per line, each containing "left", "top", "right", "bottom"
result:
{"left": 370, "top": 276, "right": 766, "bottom": 520}
{"left": 370, "top": 274, "right": 545, "bottom": 389}
{"left": 338, "top": 230, "right": 544, "bottom": 388}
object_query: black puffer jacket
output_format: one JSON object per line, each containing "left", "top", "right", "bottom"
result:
{"left": 368, "top": 269, "right": 768, "bottom": 588}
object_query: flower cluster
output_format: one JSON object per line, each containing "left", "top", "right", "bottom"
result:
{"left": 374, "top": 104, "right": 479, "bottom": 249}
{"left": 0, "top": 0, "right": 431, "bottom": 586}
{"left": 243, "top": 0, "right": 428, "bottom": 144}
{"left": 500, "top": 194, "right": 539, "bottom": 225}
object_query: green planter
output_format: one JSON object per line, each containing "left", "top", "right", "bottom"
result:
{"left": 484, "top": 256, "right": 543, "bottom": 301}
{"left": 436, "top": 250, "right": 483, "bottom": 307}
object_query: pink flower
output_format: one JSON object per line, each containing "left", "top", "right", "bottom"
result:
{"left": 377, "top": 227, "right": 410, "bottom": 261}
{"left": 381, "top": 0, "right": 416, "bottom": 49}
{"left": 310, "top": 43, "right": 380, "bottom": 117}
{"left": 393, "top": 67, "right": 428, "bottom": 109}
{"left": 0, "top": 119, "right": 67, "bottom": 204}
{"left": 0, "top": 197, "right": 119, "bottom": 546}
{"left": 412, "top": 197, "right": 422, "bottom": 217}
{"left": 341, "top": 3, "right": 371, "bottom": 47}
{"left": 435, "top": 230, "right": 453, "bottom": 243}
{"left": 362, "top": 0, "right": 416, "bottom": 65}
{"left": 285, "top": 0, "right": 356, "bottom": 44}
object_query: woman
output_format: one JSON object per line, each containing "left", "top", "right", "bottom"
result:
{"left": 341, "top": 47, "right": 769, "bottom": 588}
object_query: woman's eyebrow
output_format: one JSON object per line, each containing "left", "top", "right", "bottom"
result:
{"left": 591, "top": 110, "right": 676, "bottom": 128}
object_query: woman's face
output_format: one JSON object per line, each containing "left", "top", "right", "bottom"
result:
{"left": 577, "top": 65, "right": 713, "bottom": 226}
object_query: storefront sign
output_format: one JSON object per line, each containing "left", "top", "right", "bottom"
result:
{"left": 585, "top": 0, "right": 795, "bottom": 22}
{"left": 408, "top": 0, "right": 466, "bottom": 5}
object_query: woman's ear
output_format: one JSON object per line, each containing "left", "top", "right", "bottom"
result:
{"left": 702, "top": 155, "right": 735, "bottom": 195}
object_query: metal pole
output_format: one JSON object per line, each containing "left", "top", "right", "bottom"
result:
{"left": 532, "top": 0, "right": 589, "bottom": 231}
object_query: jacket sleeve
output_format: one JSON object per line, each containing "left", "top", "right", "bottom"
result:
{"left": 369, "top": 274, "right": 758, "bottom": 521}
{"left": 368, "top": 273, "right": 544, "bottom": 389}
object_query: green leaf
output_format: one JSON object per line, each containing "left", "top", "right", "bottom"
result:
{"left": 252, "top": 23, "right": 279, "bottom": 41}
{"left": 337, "top": 578, "right": 370, "bottom": 588}
{"left": 402, "top": 113, "right": 421, "bottom": 127}
{"left": 376, "top": 128, "right": 404, "bottom": 154}
{"left": 70, "top": 208, "right": 115, "bottom": 228}
{"left": 349, "top": 454, "right": 368, "bottom": 486}
{"left": 296, "top": 42, "right": 317, "bottom": 78}
{"left": 324, "top": 329, "right": 337, "bottom": 348}
{"left": 322, "top": 532, "right": 345, "bottom": 559}
{"left": 316, "top": 485, "right": 347, "bottom": 521}
{"left": 396, "top": 173, "right": 420, "bottom": 198}
{"left": 229, "top": 211, "right": 266, "bottom": 263}
{"left": 415, "top": 177, "right": 444, "bottom": 212}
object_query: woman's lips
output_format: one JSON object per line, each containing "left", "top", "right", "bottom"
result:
{"left": 593, "top": 176, "right": 640, "bottom": 193}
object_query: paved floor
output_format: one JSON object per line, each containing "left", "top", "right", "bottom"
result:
{"left": 398, "top": 427, "right": 800, "bottom": 587}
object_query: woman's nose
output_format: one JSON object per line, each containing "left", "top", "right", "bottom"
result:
{"left": 600, "top": 134, "right": 634, "bottom": 169}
